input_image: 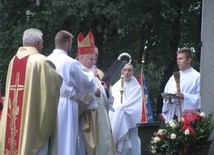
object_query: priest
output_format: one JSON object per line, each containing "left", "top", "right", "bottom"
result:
{"left": 109, "top": 63, "right": 142, "bottom": 155}
{"left": 0, "top": 28, "right": 62, "bottom": 155}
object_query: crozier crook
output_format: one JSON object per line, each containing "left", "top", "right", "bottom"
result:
{"left": 117, "top": 53, "right": 132, "bottom": 104}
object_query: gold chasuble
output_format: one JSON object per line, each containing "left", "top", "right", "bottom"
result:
{"left": 0, "top": 47, "right": 62, "bottom": 155}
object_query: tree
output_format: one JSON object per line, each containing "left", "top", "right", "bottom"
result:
{"left": 0, "top": 0, "right": 201, "bottom": 119}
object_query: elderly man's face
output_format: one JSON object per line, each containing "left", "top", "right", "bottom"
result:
{"left": 81, "top": 54, "right": 96, "bottom": 69}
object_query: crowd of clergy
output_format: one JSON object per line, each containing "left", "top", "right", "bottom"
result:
{"left": 0, "top": 28, "right": 200, "bottom": 155}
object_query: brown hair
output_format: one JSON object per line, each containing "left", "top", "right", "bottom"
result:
{"left": 177, "top": 47, "right": 193, "bottom": 59}
{"left": 55, "top": 30, "right": 73, "bottom": 47}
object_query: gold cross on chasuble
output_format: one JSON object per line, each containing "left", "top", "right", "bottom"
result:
{"left": 5, "top": 56, "right": 29, "bottom": 155}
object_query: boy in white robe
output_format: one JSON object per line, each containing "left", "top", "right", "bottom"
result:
{"left": 161, "top": 47, "right": 201, "bottom": 123}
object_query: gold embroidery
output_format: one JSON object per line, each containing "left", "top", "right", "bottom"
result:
{"left": 5, "top": 73, "right": 24, "bottom": 155}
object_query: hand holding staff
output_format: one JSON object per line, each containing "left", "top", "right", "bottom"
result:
{"left": 173, "top": 71, "right": 182, "bottom": 116}
{"left": 120, "top": 75, "right": 124, "bottom": 104}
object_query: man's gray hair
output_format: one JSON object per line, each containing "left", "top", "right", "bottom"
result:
{"left": 22, "top": 28, "right": 43, "bottom": 46}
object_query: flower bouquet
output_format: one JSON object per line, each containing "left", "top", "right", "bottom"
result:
{"left": 150, "top": 111, "right": 214, "bottom": 155}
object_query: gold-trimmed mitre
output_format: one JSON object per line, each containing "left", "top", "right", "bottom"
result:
{"left": 77, "top": 31, "right": 96, "bottom": 55}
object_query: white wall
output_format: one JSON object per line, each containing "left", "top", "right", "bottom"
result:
{"left": 200, "top": 0, "right": 214, "bottom": 154}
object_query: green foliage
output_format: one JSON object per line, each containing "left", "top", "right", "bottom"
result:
{"left": 0, "top": 0, "right": 202, "bottom": 117}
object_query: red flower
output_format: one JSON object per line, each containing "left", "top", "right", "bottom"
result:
{"left": 182, "top": 111, "right": 201, "bottom": 124}
{"left": 157, "top": 133, "right": 167, "bottom": 139}
{"left": 180, "top": 111, "right": 201, "bottom": 135}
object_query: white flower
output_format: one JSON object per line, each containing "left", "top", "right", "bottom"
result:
{"left": 169, "top": 120, "right": 177, "bottom": 128}
{"left": 184, "top": 129, "right": 190, "bottom": 135}
{"left": 157, "top": 129, "right": 165, "bottom": 135}
{"left": 170, "top": 133, "right": 176, "bottom": 139}
{"left": 153, "top": 136, "right": 161, "bottom": 143}
{"left": 200, "top": 112, "right": 206, "bottom": 118}
{"left": 151, "top": 149, "right": 156, "bottom": 154}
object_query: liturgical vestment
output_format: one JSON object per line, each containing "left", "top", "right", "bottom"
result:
{"left": 95, "top": 77, "right": 116, "bottom": 155}
{"left": 162, "top": 67, "right": 201, "bottom": 123}
{"left": 0, "top": 47, "right": 62, "bottom": 155}
{"left": 109, "top": 76, "right": 142, "bottom": 155}
{"left": 48, "top": 49, "right": 96, "bottom": 155}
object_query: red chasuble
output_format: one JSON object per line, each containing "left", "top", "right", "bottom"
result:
{"left": 4, "top": 56, "right": 29, "bottom": 155}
